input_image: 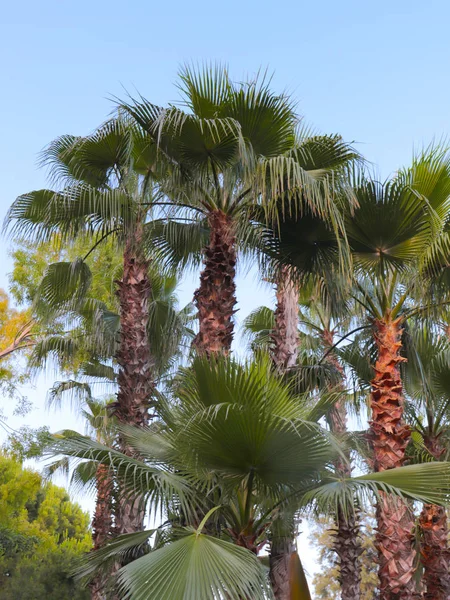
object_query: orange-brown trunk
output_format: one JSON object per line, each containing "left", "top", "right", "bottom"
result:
{"left": 92, "top": 463, "right": 113, "bottom": 550}
{"left": 192, "top": 210, "right": 237, "bottom": 356}
{"left": 89, "top": 464, "right": 114, "bottom": 600}
{"left": 369, "top": 316, "right": 420, "bottom": 600}
{"left": 419, "top": 437, "right": 450, "bottom": 600}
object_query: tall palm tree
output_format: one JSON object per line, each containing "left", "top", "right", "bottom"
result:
{"left": 5, "top": 116, "right": 172, "bottom": 535}
{"left": 344, "top": 152, "right": 450, "bottom": 599}
{"left": 299, "top": 293, "right": 364, "bottom": 600}
{"left": 249, "top": 133, "right": 358, "bottom": 600}
{"left": 53, "top": 355, "right": 450, "bottom": 600}
{"left": 46, "top": 397, "right": 117, "bottom": 600}
{"left": 402, "top": 327, "right": 450, "bottom": 600}
{"left": 242, "top": 292, "right": 364, "bottom": 600}
{"left": 82, "top": 400, "right": 117, "bottom": 600}
{"left": 262, "top": 135, "right": 358, "bottom": 373}
{"left": 122, "top": 67, "right": 357, "bottom": 357}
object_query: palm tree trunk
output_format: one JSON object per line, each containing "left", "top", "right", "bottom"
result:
{"left": 192, "top": 210, "right": 237, "bottom": 356}
{"left": 92, "top": 464, "right": 114, "bottom": 550}
{"left": 269, "top": 265, "right": 299, "bottom": 599}
{"left": 89, "top": 464, "right": 114, "bottom": 600}
{"left": 323, "top": 330, "right": 362, "bottom": 600}
{"left": 419, "top": 438, "right": 450, "bottom": 600}
{"left": 369, "top": 315, "right": 420, "bottom": 600}
{"left": 269, "top": 535, "right": 296, "bottom": 599}
{"left": 115, "top": 223, "right": 154, "bottom": 536}
{"left": 272, "top": 265, "right": 299, "bottom": 370}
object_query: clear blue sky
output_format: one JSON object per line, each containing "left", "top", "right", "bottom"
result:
{"left": 1, "top": 0, "right": 450, "bottom": 581}
{"left": 2, "top": 0, "right": 450, "bottom": 303}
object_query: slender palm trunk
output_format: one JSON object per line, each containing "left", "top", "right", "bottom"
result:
{"left": 323, "top": 329, "right": 362, "bottom": 600}
{"left": 419, "top": 438, "right": 450, "bottom": 600}
{"left": 115, "top": 223, "right": 154, "bottom": 535}
{"left": 89, "top": 464, "right": 114, "bottom": 600}
{"left": 269, "top": 265, "right": 299, "bottom": 599}
{"left": 272, "top": 265, "right": 299, "bottom": 370}
{"left": 92, "top": 464, "right": 114, "bottom": 550}
{"left": 369, "top": 315, "right": 420, "bottom": 600}
{"left": 193, "top": 210, "right": 237, "bottom": 356}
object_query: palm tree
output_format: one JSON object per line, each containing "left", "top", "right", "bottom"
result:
{"left": 248, "top": 133, "right": 358, "bottom": 599}
{"left": 82, "top": 400, "right": 117, "bottom": 600}
{"left": 260, "top": 135, "right": 358, "bottom": 373}
{"left": 344, "top": 152, "right": 450, "bottom": 599}
{"left": 243, "top": 291, "right": 363, "bottom": 600}
{"left": 122, "top": 67, "right": 357, "bottom": 357}
{"left": 5, "top": 115, "right": 175, "bottom": 535}
{"left": 402, "top": 327, "right": 450, "bottom": 600}
{"left": 299, "top": 293, "right": 364, "bottom": 600}
{"left": 52, "top": 355, "right": 450, "bottom": 600}
{"left": 46, "top": 397, "right": 117, "bottom": 600}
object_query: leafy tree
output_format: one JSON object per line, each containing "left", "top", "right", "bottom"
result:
{"left": 3, "top": 425, "right": 53, "bottom": 460}
{"left": 0, "top": 452, "right": 90, "bottom": 599}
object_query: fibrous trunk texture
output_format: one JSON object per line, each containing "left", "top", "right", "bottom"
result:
{"left": 115, "top": 229, "right": 153, "bottom": 429}
{"left": 419, "top": 438, "right": 450, "bottom": 600}
{"left": 272, "top": 265, "right": 299, "bottom": 371}
{"left": 269, "top": 267, "right": 299, "bottom": 599}
{"left": 115, "top": 226, "right": 154, "bottom": 536}
{"left": 323, "top": 329, "right": 362, "bottom": 600}
{"left": 92, "top": 464, "right": 114, "bottom": 550}
{"left": 89, "top": 465, "right": 114, "bottom": 600}
{"left": 269, "top": 535, "right": 296, "bottom": 599}
{"left": 192, "top": 210, "right": 237, "bottom": 356}
{"left": 369, "top": 316, "right": 419, "bottom": 600}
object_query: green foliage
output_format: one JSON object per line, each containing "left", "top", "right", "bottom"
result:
{"left": 118, "top": 529, "right": 271, "bottom": 600}
{"left": 2, "top": 426, "right": 53, "bottom": 460}
{"left": 0, "top": 453, "right": 91, "bottom": 600}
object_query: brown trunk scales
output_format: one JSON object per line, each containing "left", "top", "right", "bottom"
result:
{"left": 419, "top": 437, "right": 450, "bottom": 600}
{"left": 193, "top": 210, "right": 237, "bottom": 356}
{"left": 324, "top": 329, "right": 363, "bottom": 600}
{"left": 89, "top": 464, "right": 114, "bottom": 600}
{"left": 114, "top": 224, "right": 154, "bottom": 535}
{"left": 369, "top": 315, "right": 420, "bottom": 600}
{"left": 269, "top": 265, "right": 299, "bottom": 599}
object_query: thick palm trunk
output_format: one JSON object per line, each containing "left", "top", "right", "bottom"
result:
{"left": 115, "top": 225, "right": 154, "bottom": 536}
{"left": 419, "top": 438, "right": 450, "bottom": 600}
{"left": 369, "top": 316, "right": 419, "bottom": 600}
{"left": 269, "top": 266, "right": 299, "bottom": 599}
{"left": 269, "top": 534, "right": 296, "bottom": 599}
{"left": 89, "top": 464, "right": 114, "bottom": 600}
{"left": 272, "top": 265, "right": 299, "bottom": 370}
{"left": 323, "top": 330, "right": 362, "bottom": 600}
{"left": 193, "top": 210, "right": 237, "bottom": 356}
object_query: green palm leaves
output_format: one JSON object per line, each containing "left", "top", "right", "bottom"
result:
{"left": 118, "top": 529, "right": 271, "bottom": 600}
{"left": 49, "top": 355, "right": 450, "bottom": 598}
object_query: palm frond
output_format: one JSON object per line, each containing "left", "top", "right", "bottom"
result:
{"left": 118, "top": 530, "right": 272, "bottom": 600}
